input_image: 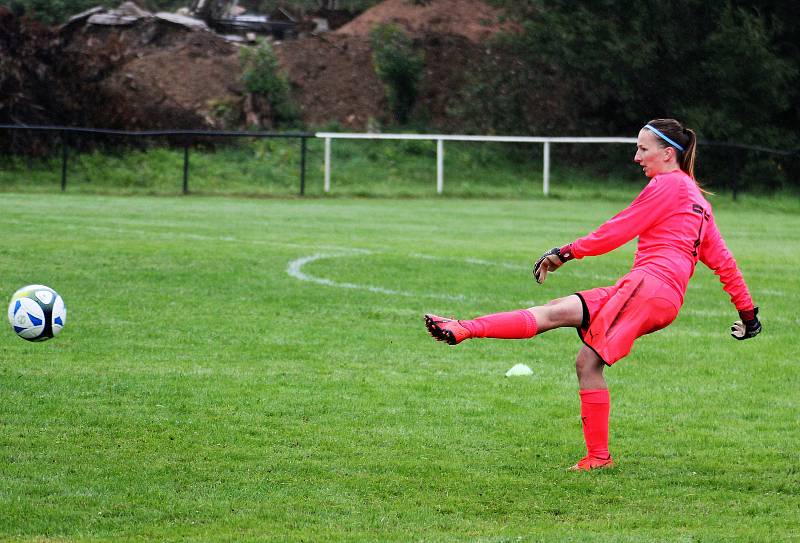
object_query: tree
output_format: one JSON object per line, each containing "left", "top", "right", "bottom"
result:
{"left": 370, "top": 24, "right": 425, "bottom": 125}
{"left": 487, "top": 0, "right": 798, "bottom": 146}
{"left": 464, "top": 0, "right": 799, "bottom": 188}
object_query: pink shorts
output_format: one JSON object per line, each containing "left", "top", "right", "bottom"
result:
{"left": 576, "top": 269, "right": 681, "bottom": 365}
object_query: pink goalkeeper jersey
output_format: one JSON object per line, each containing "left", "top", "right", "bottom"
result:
{"left": 570, "top": 170, "right": 754, "bottom": 310}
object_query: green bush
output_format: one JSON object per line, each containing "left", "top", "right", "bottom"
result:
{"left": 370, "top": 24, "right": 425, "bottom": 125}
{"left": 239, "top": 39, "right": 299, "bottom": 128}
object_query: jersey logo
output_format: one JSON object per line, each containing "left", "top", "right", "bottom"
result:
{"left": 691, "top": 204, "right": 710, "bottom": 257}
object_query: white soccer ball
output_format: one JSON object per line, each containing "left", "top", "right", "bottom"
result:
{"left": 7, "top": 285, "right": 67, "bottom": 342}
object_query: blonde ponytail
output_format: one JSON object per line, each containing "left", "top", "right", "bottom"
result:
{"left": 680, "top": 127, "right": 697, "bottom": 179}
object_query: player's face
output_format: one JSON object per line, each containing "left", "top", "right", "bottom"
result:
{"left": 634, "top": 129, "right": 671, "bottom": 178}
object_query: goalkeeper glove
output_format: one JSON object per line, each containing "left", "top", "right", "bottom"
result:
{"left": 533, "top": 244, "right": 574, "bottom": 284}
{"left": 731, "top": 307, "right": 761, "bottom": 340}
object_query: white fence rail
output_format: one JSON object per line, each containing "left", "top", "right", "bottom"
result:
{"left": 316, "top": 132, "right": 637, "bottom": 196}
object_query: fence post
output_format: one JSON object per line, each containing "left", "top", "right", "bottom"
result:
{"left": 182, "top": 143, "right": 190, "bottom": 194}
{"left": 436, "top": 139, "right": 444, "bottom": 194}
{"left": 730, "top": 147, "right": 742, "bottom": 201}
{"left": 542, "top": 141, "right": 550, "bottom": 196}
{"left": 300, "top": 136, "right": 307, "bottom": 196}
{"left": 324, "top": 137, "right": 331, "bottom": 193}
{"left": 61, "top": 131, "right": 68, "bottom": 191}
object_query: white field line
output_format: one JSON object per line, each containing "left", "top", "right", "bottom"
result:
{"left": 287, "top": 251, "right": 609, "bottom": 304}
{"left": 759, "top": 288, "right": 794, "bottom": 297}
{"left": 3, "top": 217, "right": 791, "bottom": 308}
{"left": 4, "top": 216, "right": 470, "bottom": 301}
{"left": 407, "top": 252, "right": 620, "bottom": 283}
{"left": 287, "top": 252, "right": 466, "bottom": 301}
{"left": 0, "top": 218, "right": 371, "bottom": 253}
{"left": 287, "top": 251, "right": 794, "bottom": 324}
{"left": 680, "top": 307, "right": 791, "bottom": 325}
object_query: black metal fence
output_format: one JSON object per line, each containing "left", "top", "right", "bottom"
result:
{"left": 1, "top": 124, "right": 797, "bottom": 199}
{"left": 697, "top": 140, "right": 800, "bottom": 200}
{"left": 0, "top": 124, "right": 314, "bottom": 195}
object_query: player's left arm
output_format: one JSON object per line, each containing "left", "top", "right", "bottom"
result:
{"left": 698, "top": 217, "right": 761, "bottom": 340}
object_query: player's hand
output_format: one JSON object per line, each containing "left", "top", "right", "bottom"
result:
{"left": 731, "top": 307, "right": 761, "bottom": 340}
{"left": 533, "top": 245, "right": 573, "bottom": 284}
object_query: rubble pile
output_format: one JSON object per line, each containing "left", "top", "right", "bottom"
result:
{"left": 0, "top": 7, "right": 109, "bottom": 128}
{"left": 60, "top": 3, "right": 241, "bottom": 129}
{"left": 1, "top": 3, "right": 242, "bottom": 136}
{"left": 2, "top": 0, "right": 519, "bottom": 142}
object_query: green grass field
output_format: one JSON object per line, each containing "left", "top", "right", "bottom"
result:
{"left": 1, "top": 190, "right": 798, "bottom": 541}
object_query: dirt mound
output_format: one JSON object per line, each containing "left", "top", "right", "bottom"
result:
{"left": 0, "top": 7, "right": 95, "bottom": 126}
{"left": 0, "top": 6, "right": 243, "bottom": 133}
{"left": 273, "top": 33, "right": 384, "bottom": 128}
{"left": 0, "top": 7, "right": 137, "bottom": 152}
{"left": 62, "top": 18, "right": 242, "bottom": 129}
{"left": 336, "top": 0, "right": 511, "bottom": 42}
{"left": 273, "top": 31, "right": 485, "bottom": 130}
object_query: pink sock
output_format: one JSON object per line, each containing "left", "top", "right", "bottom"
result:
{"left": 460, "top": 310, "right": 538, "bottom": 339}
{"left": 579, "top": 389, "right": 611, "bottom": 459}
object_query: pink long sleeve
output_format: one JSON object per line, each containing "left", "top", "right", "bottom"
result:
{"left": 698, "top": 217, "right": 754, "bottom": 311}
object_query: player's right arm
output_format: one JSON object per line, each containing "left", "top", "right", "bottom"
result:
{"left": 532, "top": 177, "right": 674, "bottom": 283}
{"left": 569, "top": 176, "right": 676, "bottom": 259}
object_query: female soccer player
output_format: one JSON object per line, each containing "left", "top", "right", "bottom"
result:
{"left": 424, "top": 118, "right": 762, "bottom": 471}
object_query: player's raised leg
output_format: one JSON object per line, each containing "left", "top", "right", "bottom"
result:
{"left": 570, "top": 345, "right": 614, "bottom": 471}
{"left": 425, "top": 295, "right": 583, "bottom": 345}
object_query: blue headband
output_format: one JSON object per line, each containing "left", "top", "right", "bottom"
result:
{"left": 644, "top": 124, "right": 685, "bottom": 152}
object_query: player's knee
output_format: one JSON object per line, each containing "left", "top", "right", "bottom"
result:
{"left": 575, "top": 355, "right": 586, "bottom": 377}
{"left": 575, "top": 348, "right": 603, "bottom": 378}
{"left": 544, "top": 296, "right": 581, "bottom": 327}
